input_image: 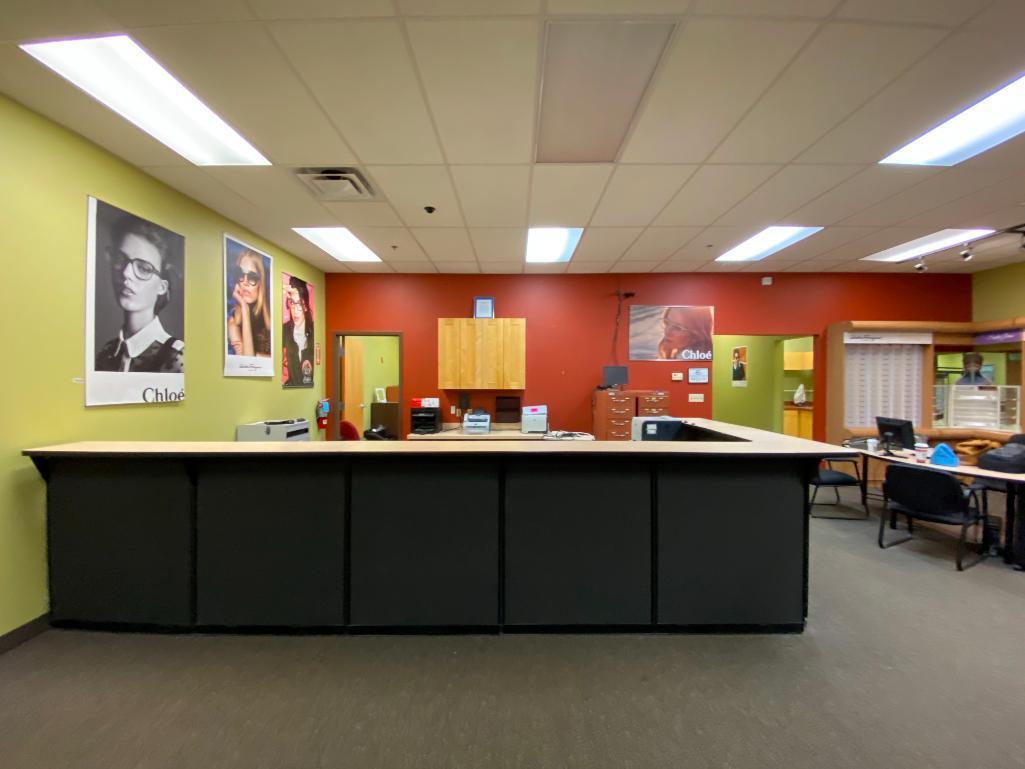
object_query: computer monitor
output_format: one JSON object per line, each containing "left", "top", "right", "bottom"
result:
{"left": 602, "top": 365, "right": 628, "bottom": 388}
{"left": 875, "top": 416, "right": 915, "bottom": 453}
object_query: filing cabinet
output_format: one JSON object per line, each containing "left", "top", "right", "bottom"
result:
{"left": 592, "top": 389, "right": 670, "bottom": 440}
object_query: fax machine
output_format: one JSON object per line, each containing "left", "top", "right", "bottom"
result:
{"left": 463, "top": 409, "right": 491, "bottom": 434}
{"left": 236, "top": 418, "right": 310, "bottom": 442}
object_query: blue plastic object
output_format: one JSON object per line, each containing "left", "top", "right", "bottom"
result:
{"left": 930, "top": 443, "right": 959, "bottom": 467}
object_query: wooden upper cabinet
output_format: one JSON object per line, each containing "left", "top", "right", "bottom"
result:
{"left": 437, "top": 318, "right": 525, "bottom": 390}
{"left": 501, "top": 318, "right": 526, "bottom": 389}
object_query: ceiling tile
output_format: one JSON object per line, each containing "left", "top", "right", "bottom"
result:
{"left": 407, "top": 19, "right": 538, "bottom": 163}
{"left": 396, "top": 0, "right": 541, "bottom": 14}
{"left": 620, "top": 18, "right": 818, "bottom": 163}
{"left": 897, "top": 172, "right": 1025, "bottom": 231}
{"left": 567, "top": 261, "right": 614, "bottom": 273}
{"left": 835, "top": 0, "right": 991, "bottom": 27}
{"left": 840, "top": 165, "right": 1014, "bottom": 226}
{"left": 619, "top": 227, "right": 701, "bottom": 261}
{"left": 590, "top": 165, "right": 697, "bottom": 226}
{"left": 967, "top": 0, "right": 1025, "bottom": 29}
{"left": 320, "top": 202, "right": 404, "bottom": 227}
{"left": 202, "top": 166, "right": 338, "bottom": 225}
{"left": 143, "top": 166, "right": 264, "bottom": 231}
{"left": 134, "top": 24, "right": 355, "bottom": 166}
{"left": 270, "top": 20, "right": 442, "bottom": 164}
{"left": 434, "top": 262, "right": 481, "bottom": 273}
{"left": 0, "top": 45, "right": 186, "bottom": 167}
{"left": 716, "top": 165, "right": 862, "bottom": 227}
{"left": 654, "top": 165, "right": 779, "bottom": 226}
{"left": 450, "top": 165, "right": 530, "bottom": 227}
{"left": 610, "top": 261, "right": 662, "bottom": 273}
{"left": 529, "top": 164, "right": 614, "bottom": 226}
{"left": 786, "top": 166, "right": 939, "bottom": 224}
{"left": 572, "top": 228, "right": 643, "bottom": 262}
{"left": 480, "top": 261, "right": 525, "bottom": 274}
{"left": 799, "top": 30, "right": 1025, "bottom": 164}
{"left": 760, "top": 225, "right": 879, "bottom": 263}
{"left": 0, "top": 1, "right": 120, "bottom": 41}
{"left": 692, "top": 0, "right": 839, "bottom": 15}
{"left": 350, "top": 227, "right": 430, "bottom": 262}
{"left": 653, "top": 261, "right": 706, "bottom": 272}
{"left": 367, "top": 165, "right": 464, "bottom": 227}
{"left": 710, "top": 23, "right": 944, "bottom": 164}
{"left": 808, "top": 226, "right": 935, "bottom": 263}
{"left": 525, "top": 263, "right": 569, "bottom": 273}
{"left": 469, "top": 228, "right": 526, "bottom": 262}
{"left": 248, "top": 0, "right": 395, "bottom": 19}
{"left": 390, "top": 262, "right": 438, "bottom": 273}
{"left": 670, "top": 225, "right": 754, "bottom": 260}
{"left": 347, "top": 262, "right": 397, "bottom": 273}
{"left": 95, "top": 0, "right": 253, "bottom": 25}
{"left": 411, "top": 228, "right": 477, "bottom": 262}
{"left": 548, "top": 0, "right": 690, "bottom": 12}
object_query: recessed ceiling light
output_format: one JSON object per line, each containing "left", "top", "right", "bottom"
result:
{"left": 860, "top": 228, "right": 994, "bottom": 263}
{"left": 880, "top": 72, "right": 1025, "bottom": 166}
{"left": 715, "top": 226, "right": 822, "bottom": 262}
{"left": 293, "top": 228, "right": 382, "bottom": 262}
{"left": 20, "top": 35, "right": 269, "bottom": 166}
{"left": 526, "top": 227, "right": 584, "bottom": 263}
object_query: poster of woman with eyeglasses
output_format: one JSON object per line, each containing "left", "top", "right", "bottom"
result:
{"left": 86, "top": 197, "right": 185, "bottom": 406}
{"left": 223, "top": 235, "right": 273, "bottom": 377}
{"left": 281, "top": 272, "right": 315, "bottom": 388}
{"left": 628, "top": 305, "right": 714, "bottom": 361}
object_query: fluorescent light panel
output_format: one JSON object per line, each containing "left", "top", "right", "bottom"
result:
{"left": 715, "top": 226, "right": 823, "bottom": 262}
{"left": 861, "top": 228, "right": 995, "bottom": 263}
{"left": 526, "top": 227, "right": 583, "bottom": 263}
{"left": 293, "top": 228, "right": 382, "bottom": 262}
{"left": 20, "top": 35, "right": 269, "bottom": 166}
{"left": 881, "top": 72, "right": 1025, "bottom": 166}
{"left": 536, "top": 21, "right": 674, "bottom": 163}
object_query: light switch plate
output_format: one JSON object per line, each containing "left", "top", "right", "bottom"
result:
{"left": 688, "top": 393, "right": 704, "bottom": 403}
{"left": 671, "top": 372, "right": 683, "bottom": 381}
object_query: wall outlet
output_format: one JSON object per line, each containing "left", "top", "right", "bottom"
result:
{"left": 688, "top": 393, "right": 704, "bottom": 403}
{"left": 671, "top": 372, "right": 683, "bottom": 381}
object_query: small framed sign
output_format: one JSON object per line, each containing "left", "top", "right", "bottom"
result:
{"left": 473, "top": 296, "right": 495, "bottom": 319}
{"left": 688, "top": 367, "right": 709, "bottom": 384}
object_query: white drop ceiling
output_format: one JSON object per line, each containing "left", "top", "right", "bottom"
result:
{"left": 3, "top": 0, "right": 1025, "bottom": 274}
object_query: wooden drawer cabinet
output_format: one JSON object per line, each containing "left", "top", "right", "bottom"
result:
{"left": 592, "top": 389, "right": 672, "bottom": 440}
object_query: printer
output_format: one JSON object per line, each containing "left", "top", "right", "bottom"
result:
{"left": 631, "top": 416, "right": 683, "bottom": 441}
{"left": 236, "top": 418, "right": 310, "bottom": 442}
{"left": 462, "top": 409, "right": 491, "bottom": 434}
{"left": 521, "top": 405, "right": 548, "bottom": 433}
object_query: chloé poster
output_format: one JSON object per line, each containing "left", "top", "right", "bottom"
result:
{"left": 281, "top": 273, "right": 314, "bottom": 388}
{"left": 224, "top": 235, "right": 273, "bottom": 377}
{"left": 629, "top": 305, "right": 714, "bottom": 361}
{"left": 85, "top": 197, "right": 185, "bottom": 406}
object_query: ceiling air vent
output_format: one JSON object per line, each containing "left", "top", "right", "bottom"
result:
{"left": 295, "top": 167, "right": 376, "bottom": 202}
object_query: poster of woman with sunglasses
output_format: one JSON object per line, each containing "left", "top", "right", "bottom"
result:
{"left": 281, "top": 273, "right": 315, "bottom": 388}
{"left": 628, "top": 305, "right": 714, "bottom": 361}
{"left": 86, "top": 197, "right": 185, "bottom": 406}
{"left": 224, "top": 235, "right": 273, "bottom": 377}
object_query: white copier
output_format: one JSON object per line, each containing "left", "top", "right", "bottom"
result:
{"left": 236, "top": 418, "right": 311, "bottom": 442}
{"left": 462, "top": 410, "right": 491, "bottom": 434}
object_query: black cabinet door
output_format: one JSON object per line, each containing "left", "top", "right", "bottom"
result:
{"left": 657, "top": 459, "right": 807, "bottom": 627}
{"left": 196, "top": 458, "right": 346, "bottom": 627}
{"left": 349, "top": 458, "right": 499, "bottom": 627}
{"left": 48, "top": 458, "right": 193, "bottom": 626}
{"left": 504, "top": 458, "right": 651, "bottom": 626}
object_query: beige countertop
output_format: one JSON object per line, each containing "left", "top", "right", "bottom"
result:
{"left": 25, "top": 419, "right": 854, "bottom": 458}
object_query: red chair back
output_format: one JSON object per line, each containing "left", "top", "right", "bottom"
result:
{"left": 339, "top": 420, "right": 361, "bottom": 440}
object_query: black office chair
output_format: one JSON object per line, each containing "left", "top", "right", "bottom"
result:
{"left": 810, "top": 457, "right": 869, "bottom": 519}
{"left": 880, "top": 464, "right": 986, "bottom": 571}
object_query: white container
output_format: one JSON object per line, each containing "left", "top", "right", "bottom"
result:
{"left": 866, "top": 438, "right": 878, "bottom": 453}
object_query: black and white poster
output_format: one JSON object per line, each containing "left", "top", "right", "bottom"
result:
{"left": 86, "top": 197, "right": 185, "bottom": 406}
{"left": 281, "top": 272, "right": 314, "bottom": 388}
{"left": 224, "top": 235, "right": 273, "bottom": 377}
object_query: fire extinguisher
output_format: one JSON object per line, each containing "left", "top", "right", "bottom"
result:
{"left": 316, "top": 399, "right": 330, "bottom": 431}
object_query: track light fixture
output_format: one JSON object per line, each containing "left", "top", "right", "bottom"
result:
{"left": 960, "top": 245, "right": 973, "bottom": 262}
{"left": 913, "top": 258, "right": 928, "bottom": 273}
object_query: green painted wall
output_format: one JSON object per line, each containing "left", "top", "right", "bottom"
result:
{"left": 712, "top": 335, "right": 784, "bottom": 433}
{"left": 354, "top": 336, "right": 400, "bottom": 432}
{"left": 0, "top": 95, "right": 326, "bottom": 637}
{"left": 973, "top": 262, "right": 1025, "bottom": 321}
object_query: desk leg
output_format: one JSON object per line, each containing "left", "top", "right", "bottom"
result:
{"left": 861, "top": 454, "right": 869, "bottom": 510}
{"left": 1007, "top": 484, "right": 1020, "bottom": 566}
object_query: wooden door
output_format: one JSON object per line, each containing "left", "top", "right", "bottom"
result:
{"left": 477, "top": 319, "right": 504, "bottom": 389}
{"left": 438, "top": 318, "right": 461, "bottom": 389}
{"left": 458, "top": 318, "right": 477, "bottom": 389}
{"left": 798, "top": 409, "right": 813, "bottom": 440}
{"left": 501, "top": 318, "right": 526, "bottom": 389}
{"left": 343, "top": 337, "right": 365, "bottom": 432}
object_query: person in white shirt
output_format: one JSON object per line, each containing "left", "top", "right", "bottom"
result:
{"left": 95, "top": 218, "right": 183, "bottom": 373}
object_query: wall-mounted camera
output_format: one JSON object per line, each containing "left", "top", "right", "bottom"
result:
{"left": 424, "top": 206, "right": 436, "bottom": 214}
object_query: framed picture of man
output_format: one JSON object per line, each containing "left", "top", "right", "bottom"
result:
{"left": 282, "top": 273, "right": 314, "bottom": 388}
{"left": 85, "top": 197, "right": 185, "bottom": 406}
{"left": 224, "top": 235, "right": 273, "bottom": 377}
{"left": 731, "top": 345, "right": 748, "bottom": 388}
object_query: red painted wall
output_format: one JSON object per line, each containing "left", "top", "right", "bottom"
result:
{"left": 325, "top": 272, "right": 971, "bottom": 438}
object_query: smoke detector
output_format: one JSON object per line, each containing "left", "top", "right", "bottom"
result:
{"left": 295, "top": 167, "right": 376, "bottom": 202}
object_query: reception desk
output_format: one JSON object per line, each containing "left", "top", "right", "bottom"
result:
{"left": 24, "top": 420, "right": 851, "bottom": 634}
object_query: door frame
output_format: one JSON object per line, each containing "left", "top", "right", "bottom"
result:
{"left": 331, "top": 331, "right": 404, "bottom": 441}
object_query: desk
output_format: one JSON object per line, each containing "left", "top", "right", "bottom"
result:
{"left": 857, "top": 449, "right": 1024, "bottom": 566}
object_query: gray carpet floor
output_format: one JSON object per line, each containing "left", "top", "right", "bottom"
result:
{"left": 2, "top": 494, "right": 1024, "bottom": 769}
